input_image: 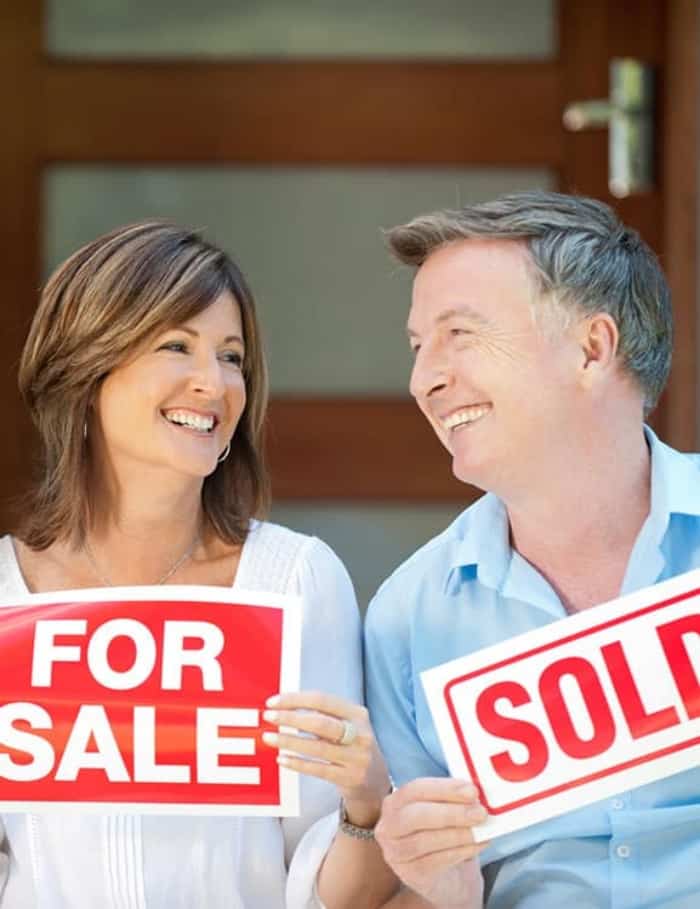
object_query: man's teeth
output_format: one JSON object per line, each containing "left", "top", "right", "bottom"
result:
{"left": 164, "top": 411, "right": 215, "bottom": 433}
{"left": 443, "top": 406, "right": 490, "bottom": 431}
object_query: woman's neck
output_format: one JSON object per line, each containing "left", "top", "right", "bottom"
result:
{"left": 81, "top": 466, "right": 207, "bottom": 586}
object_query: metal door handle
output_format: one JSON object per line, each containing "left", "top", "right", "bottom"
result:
{"left": 563, "top": 59, "right": 654, "bottom": 198}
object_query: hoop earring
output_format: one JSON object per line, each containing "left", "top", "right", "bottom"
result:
{"left": 217, "top": 441, "right": 231, "bottom": 464}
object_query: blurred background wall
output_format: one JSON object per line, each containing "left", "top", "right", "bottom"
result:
{"left": 2, "top": 0, "right": 698, "bottom": 608}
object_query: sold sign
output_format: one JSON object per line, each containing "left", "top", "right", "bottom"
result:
{"left": 421, "top": 570, "right": 700, "bottom": 841}
{"left": 0, "top": 586, "right": 301, "bottom": 816}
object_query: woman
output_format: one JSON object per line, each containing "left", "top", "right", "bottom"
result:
{"left": 0, "top": 222, "right": 398, "bottom": 908}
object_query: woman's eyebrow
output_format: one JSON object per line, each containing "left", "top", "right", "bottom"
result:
{"left": 174, "top": 326, "right": 244, "bottom": 345}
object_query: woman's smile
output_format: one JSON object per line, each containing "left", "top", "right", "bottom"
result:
{"left": 161, "top": 408, "right": 220, "bottom": 435}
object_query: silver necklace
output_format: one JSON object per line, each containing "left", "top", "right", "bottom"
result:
{"left": 83, "top": 533, "right": 200, "bottom": 586}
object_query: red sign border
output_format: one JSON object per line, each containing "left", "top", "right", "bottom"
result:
{"left": 444, "top": 586, "right": 700, "bottom": 814}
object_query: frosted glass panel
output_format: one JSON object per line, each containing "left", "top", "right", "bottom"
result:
{"left": 47, "top": 0, "right": 553, "bottom": 59}
{"left": 44, "top": 166, "right": 554, "bottom": 395}
{"left": 271, "top": 503, "right": 465, "bottom": 610}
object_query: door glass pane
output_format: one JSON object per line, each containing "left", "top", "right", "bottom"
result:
{"left": 271, "top": 503, "right": 464, "bottom": 610}
{"left": 44, "top": 165, "right": 554, "bottom": 395}
{"left": 47, "top": 0, "right": 554, "bottom": 60}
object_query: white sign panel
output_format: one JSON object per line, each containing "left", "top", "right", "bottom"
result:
{"left": 421, "top": 569, "right": 700, "bottom": 841}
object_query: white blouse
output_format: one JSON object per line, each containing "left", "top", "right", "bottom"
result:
{"left": 0, "top": 522, "right": 362, "bottom": 909}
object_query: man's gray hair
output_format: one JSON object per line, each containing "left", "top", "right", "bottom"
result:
{"left": 386, "top": 191, "right": 671, "bottom": 414}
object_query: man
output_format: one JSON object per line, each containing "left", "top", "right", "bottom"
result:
{"left": 365, "top": 191, "right": 700, "bottom": 908}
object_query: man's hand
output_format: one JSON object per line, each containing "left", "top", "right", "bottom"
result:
{"left": 375, "top": 778, "right": 489, "bottom": 909}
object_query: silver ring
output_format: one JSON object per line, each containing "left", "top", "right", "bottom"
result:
{"left": 338, "top": 719, "right": 357, "bottom": 746}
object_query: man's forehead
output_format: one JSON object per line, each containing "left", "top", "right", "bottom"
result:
{"left": 406, "top": 239, "right": 539, "bottom": 336}
{"left": 406, "top": 303, "right": 493, "bottom": 337}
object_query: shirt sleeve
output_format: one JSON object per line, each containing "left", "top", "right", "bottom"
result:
{"left": 283, "top": 537, "right": 363, "bottom": 909}
{"left": 364, "top": 584, "right": 447, "bottom": 786}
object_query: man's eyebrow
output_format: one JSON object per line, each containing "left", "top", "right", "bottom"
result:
{"left": 406, "top": 305, "right": 492, "bottom": 338}
{"left": 175, "top": 326, "right": 244, "bottom": 345}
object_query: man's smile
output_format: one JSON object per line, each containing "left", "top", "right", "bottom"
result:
{"left": 439, "top": 403, "right": 492, "bottom": 432}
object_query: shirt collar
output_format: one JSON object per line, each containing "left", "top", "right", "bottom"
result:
{"left": 645, "top": 425, "right": 700, "bottom": 519}
{"left": 444, "top": 426, "right": 700, "bottom": 595}
{"left": 445, "top": 492, "right": 511, "bottom": 594}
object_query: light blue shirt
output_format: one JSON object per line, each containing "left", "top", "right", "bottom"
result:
{"left": 365, "top": 429, "right": 700, "bottom": 909}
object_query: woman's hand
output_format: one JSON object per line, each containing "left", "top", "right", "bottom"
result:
{"left": 262, "top": 690, "right": 391, "bottom": 826}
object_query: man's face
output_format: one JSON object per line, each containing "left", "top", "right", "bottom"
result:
{"left": 407, "top": 238, "right": 582, "bottom": 496}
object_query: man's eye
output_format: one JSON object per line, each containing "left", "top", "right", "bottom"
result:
{"left": 410, "top": 344, "right": 421, "bottom": 356}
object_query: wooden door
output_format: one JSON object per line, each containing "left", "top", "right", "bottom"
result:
{"left": 1, "top": 0, "right": 696, "bottom": 529}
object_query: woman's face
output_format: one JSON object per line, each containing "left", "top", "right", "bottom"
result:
{"left": 95, "top": 291, "right": 247, "bottom": 482}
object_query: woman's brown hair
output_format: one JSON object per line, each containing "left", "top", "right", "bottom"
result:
{"left": 17, "top": 221, "right": 270, "bottom": 549}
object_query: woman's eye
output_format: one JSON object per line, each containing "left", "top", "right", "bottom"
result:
{"left": 158, "top": 340, "right": 188, "bottom": 353}
{"left": 220, "top": 350, "right": 244, "bottom": 367}
{"left": 410, "top": 344, "right": 421, "bottom": 356}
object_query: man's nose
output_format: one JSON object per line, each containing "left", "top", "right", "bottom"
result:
{"left": 409, "top": 347, "right": 450, "bottom": 400}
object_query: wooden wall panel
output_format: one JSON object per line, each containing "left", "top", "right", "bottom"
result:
{"left": 266, "top": 398, "right": 472, "bottom": 502}
{"left": 0, "top": 2, "right": 42, "bottom": 531}
{"left": 44, "top": 61, "right": 562, "bottom": 165}
{"left": 662, "top": 0, "right": 698, "bottom": 450}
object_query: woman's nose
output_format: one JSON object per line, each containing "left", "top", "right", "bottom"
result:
{"left": 189, "top": 353, "right": 225, "bottom": 397}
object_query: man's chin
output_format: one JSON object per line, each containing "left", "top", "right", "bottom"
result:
{"left": 451, "top": 458, "right": 487, "bottom": 491}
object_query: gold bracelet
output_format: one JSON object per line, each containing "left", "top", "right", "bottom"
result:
{"left": 338, "top": 800, "right": 376, "bottom": 840}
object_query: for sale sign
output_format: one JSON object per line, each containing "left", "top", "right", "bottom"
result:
{"left": 421, "top": 569, "right": 700, "bottom": 841}
{"left": 0, "top": 586, "right": 301, "bottom": 815}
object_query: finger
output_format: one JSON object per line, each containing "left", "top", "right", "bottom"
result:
{"left": 382, "top": 825, "right": 483, "bottom": 864}
{"left": 262, "top": 730, "right": 351, "bottom": 765}
{"left": 263, "top": 708, "right": 361, "bottom": 744}
{"left": 276, "top": 751, "right": 349, "bottom": 785}
{"left": 397, "top": 799, "right": 488, "bottom": 834}
{"left": 267, "top": 690, "right": 367, "bottom": 721}
{"left": 394, "top": 841, "right": 489, "bottom": 878}
{"left": 392, "top": 777, "right": 481, "bottom": 806}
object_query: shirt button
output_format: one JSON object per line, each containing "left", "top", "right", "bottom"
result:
{"left": 611, "top": 799, "right": 624, "bottom": 810}
{"left": 616, "top": 844, "right": 631, "bottom": 859}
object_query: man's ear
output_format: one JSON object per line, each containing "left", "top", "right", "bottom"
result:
{"left": 578, "top": 312, "right": 619, "bottom": 384}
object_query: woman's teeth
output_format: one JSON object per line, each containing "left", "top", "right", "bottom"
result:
{"left": 164, "top": 410, "right": 215, "bottom": 433}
